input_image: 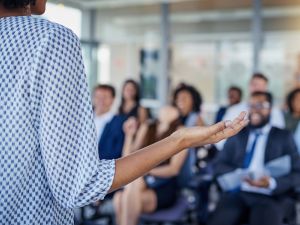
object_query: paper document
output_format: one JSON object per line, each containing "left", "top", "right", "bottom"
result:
{"left": 265, "top": 155, "right": 291, "bottom": 178}
{"left": 217, "top": 155, "right": 291, "bottom": 191}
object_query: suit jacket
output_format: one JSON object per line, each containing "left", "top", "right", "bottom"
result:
{"left": 214, "top": 126, "right": 300, "bottom": 195}
{"left": 98, "top": 115, "right": 127, "bottom": 160}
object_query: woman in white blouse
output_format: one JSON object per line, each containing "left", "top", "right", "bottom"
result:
{"left": 0, "top": 1, "right": 248, "bottom": 224}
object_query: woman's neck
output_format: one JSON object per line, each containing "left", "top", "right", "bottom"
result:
{"left": 123, "top": 100, "right": 136, "bottom": 113}
{"left": 0, "top": 5, "right": 31, "bottom": 18}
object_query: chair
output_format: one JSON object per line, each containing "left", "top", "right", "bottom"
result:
{"left": 139, "top": 145, "right": 217, "bottom": 225}
{"left": 140, "top": 192, "right": 194, "bottom": 225}
{"left": 79, "top": 196, "right": 115, "bottom": 225}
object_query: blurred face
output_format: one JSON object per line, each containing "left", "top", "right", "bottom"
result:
{"left": 93, "top": 89, "right": 114, "bottom": 115}
{"left": 228, "top": 89, "right": 241, "bottom": 106}
{"left": 175, "top": 90, "right": 194, "bottom": 116}
{"left": 123, "top": 82, "right": 137, "bottom": 101}
{"left": 292, "top": 92, "right": 300, "bottom": 115}
{"left": 30, "top": 0, "right": 47, "bottom": 15}
{"left": 249, "top": 95, "right": 271, "bottom": 128}
{"left": 249, "top": 78, "right": 268, "bottom": 94}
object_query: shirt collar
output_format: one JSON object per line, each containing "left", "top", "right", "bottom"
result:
{"left": 251, "top": 123, "right": 272, "bottom": 135}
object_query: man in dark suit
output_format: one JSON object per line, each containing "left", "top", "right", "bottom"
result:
{"left": 208, "top": 91, "right": 300, "bottom": 225}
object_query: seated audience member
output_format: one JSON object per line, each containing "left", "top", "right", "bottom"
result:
{"left": 215, "top": 86, "right": 242, "bottom": 123}
{"left": 216, "top": 73, "right": 285, "bottom": 150}
{"left": 113, "top": 106, "right": 188, "bottom": 225}
{"left": 285, "top": 88, "right": 300, "bottom": 153}
{"left": 173, "top": 84, "right": 204, "bottom": 127}
{"left": 92, "top": 84, "right": 125, "bottom": 160}
{"left": 98, "top": 115, "right": 127, "bottom": 160}
{"left": 295, "top": 123, "right": 300, "bottom": 153}
{"left": 118, "top": 79, "right": 149, "bottom": 124}
{"left": 208, "top": 91, "right": 300, "bottom": 225}
{"left": 285, "top": 88, "right": 300, "bottom": 132}
{"left": 98, "top": 79, "right": 150, "bottom": 160}
{"left": 92, "top": 84, "right": 116, "bottom": 142}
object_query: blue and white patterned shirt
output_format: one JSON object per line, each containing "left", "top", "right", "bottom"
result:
{"left": 0, "top": 16, "right": 115, "bottom": 224}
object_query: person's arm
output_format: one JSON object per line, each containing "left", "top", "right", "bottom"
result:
{"left": 138, "top": 106, "right": 149, "bottom": 124}
{"left": 109, "top": 112, "right": 248, "bottom": 192}
{"left": 196, "top": 115, "right": 205, "bottom": 126}
{"left": 148, "top": 149, "right": 188, "bottom": 178}
{"left": 272, "top": 131, "right": 300, "bottom": 195}
{"left": 122, "top": 118, "right": 148, "bottom": 156}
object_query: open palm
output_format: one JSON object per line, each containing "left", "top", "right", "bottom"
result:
{"left": 173, "top": 111, "right": 249, "bottom": 148}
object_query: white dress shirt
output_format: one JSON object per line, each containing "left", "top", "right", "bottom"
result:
{"left": 94, "top": 111, "right": 114, "bottom": 141}
{"left": 241, "top": 124, "right": 277, "bottom": 195}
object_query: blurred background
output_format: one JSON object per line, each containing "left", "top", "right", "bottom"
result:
{"left": 44, "top": 0, "right": 300, "bottom": 122}
{"left": 40, "top": 1, "right": 300, "bottom": 225}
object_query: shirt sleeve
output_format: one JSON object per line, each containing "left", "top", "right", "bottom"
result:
{"left": 32, "top": 24, "right": 115, "bottom": 208}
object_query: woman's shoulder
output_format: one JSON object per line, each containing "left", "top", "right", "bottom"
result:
{"left": 23, "top": 16, "right": 79, "bottom": 42}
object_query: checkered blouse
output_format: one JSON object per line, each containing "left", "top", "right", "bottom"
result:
{"left": 0, "top": 16, "right": 115, "bottom": 225}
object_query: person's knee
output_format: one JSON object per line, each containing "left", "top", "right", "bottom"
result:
{"left": 113, "top": 191, "right": 123, "bottom": 213}
{"left": 126, "top": 178, "right": 145, "bottom": 195}
{"left": 141, "top": 190, "right": 157, "bottom": 213}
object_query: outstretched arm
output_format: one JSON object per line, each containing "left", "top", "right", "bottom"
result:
{"left": 109, "top": 112, "right": 248, "bottom": 192}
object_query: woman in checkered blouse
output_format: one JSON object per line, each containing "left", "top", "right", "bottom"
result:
{"left": 0, "top": 0, "right": 248, "bottom": 224}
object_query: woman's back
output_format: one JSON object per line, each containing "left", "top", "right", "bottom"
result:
{"left": 0, "top": 16, "right": 115, "bottom": 225}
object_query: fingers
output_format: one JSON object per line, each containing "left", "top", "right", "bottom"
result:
{"left": 244, "top": 176, "right": 270, "bottom": 188}
{"left": 226, "top": 111, "right": 248, "bottom": 128}
{"left": 220, "top": 120, "right": 248, "bottom": 140}
{"left": 206, "top": 121, "right": 226, "bottom": 137}
{"left": 212, "top": 112, "right": 249, "bottom": 142}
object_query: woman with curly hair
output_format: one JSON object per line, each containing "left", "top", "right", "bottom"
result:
{"left": 0, "top": 1, "right": 248, "bottom": 224}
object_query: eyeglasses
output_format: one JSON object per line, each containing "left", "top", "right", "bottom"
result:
{"left": 248, "top": 102, "right": 271, "bottom": 110}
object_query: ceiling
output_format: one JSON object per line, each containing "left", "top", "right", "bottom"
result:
{"left": 49, "top": 0, "right": 300, "bottom": 10}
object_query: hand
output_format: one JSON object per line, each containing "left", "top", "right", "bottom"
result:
{"left": 244, "top": 176, "right": 270, "bottom": 188}
{"left": 172, "top": 111, "right": 249, "bottom": 149}
{"left": 123, "top": 117, "right": 138, "bottom": 136}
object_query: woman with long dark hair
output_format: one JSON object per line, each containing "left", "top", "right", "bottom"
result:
{"left": 0, "top": 1, "right": 248, "bottom": 224}
{"left": 118, "top": 79, "right": 149, "bottom": 123}
{"left": 114, "top": 106, "right": 187, "bottom": 225}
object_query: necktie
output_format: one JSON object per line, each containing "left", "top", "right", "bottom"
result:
{"left": 243, "top": 131, "right": 261, "bottom": 168}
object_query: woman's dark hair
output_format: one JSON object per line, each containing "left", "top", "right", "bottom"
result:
{"left": 142, "top": 118, "right": 181, "bottom": 148}
{"left": 0, "top": 0, "right": 35, "bottom": 9}
{"left": 118, "top": 79, "right": 141, "bottom": 114}
{"left": 286, "top": 88, "right": 300, "bottom": 113}
{"left": 172, "top": 84, "right": 202, "bottom": 113}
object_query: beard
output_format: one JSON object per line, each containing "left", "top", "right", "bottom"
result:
{"left": 249, "top": 113, "right": 271, "bottom": 129}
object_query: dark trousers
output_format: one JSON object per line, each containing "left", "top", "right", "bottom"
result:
{"left": 208, "top": 192, "right": 284, "bottom": 225}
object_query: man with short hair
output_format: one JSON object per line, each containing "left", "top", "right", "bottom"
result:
{"left": 215, "top": 86, "right": 243, "bottom": 123}
{"left": 209, "top": 91, "right": 300, "bottom": 225}
{"left": 92, "top": 84, "right": 116, "bottom": 141}
{"left": 216, "top": 73, "right": 285, "bottom": 150}
{"left": 223, "top": 73, "right": 284, "bottom": 129}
